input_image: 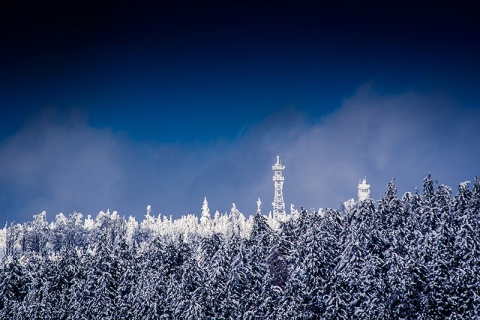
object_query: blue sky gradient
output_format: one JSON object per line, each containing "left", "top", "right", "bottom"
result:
{"left": 0, "top": 1, "right": 479, "bottom": 223}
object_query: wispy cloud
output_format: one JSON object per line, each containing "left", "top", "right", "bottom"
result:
{"left": 1, "top": 85, "right": 479, "bottom": 223}
{"left": 0, "top": 108, "right": 124, "bottom": 222}
{"left": 279, "top": 84, "right": 480, "bottom": 210}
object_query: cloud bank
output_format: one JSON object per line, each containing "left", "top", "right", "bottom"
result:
{"left": 1, "top": 85, "right": 479, "bottom": 223}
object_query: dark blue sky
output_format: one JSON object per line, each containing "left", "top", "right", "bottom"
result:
{"left": 1, "top": 1, "right": 479, "bottom": 223}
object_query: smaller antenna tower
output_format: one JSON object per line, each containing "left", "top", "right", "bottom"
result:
{"left": 272, "top": 155, "right": 286, "bottom": 218}
{"left": 357, "top": 177, "right": 371, "bottom": 202}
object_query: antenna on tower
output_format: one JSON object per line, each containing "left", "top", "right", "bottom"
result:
{"left": 272, "top": 155, "right": 286, "bottom": 218}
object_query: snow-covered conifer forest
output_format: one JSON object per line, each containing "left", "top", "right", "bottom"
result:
{"left": 1, "top": 175, "right": 479, "bottom": 319}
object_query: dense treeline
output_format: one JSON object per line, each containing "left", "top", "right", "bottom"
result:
{"left": 1, "top": 175, "right": 479, "bottom": 319}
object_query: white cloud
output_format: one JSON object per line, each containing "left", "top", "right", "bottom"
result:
{"left": 1, "top": 86, "right": 479, "bottom": 223}
{"left": 0, "top": 109, "right": 124, "bottom": 222}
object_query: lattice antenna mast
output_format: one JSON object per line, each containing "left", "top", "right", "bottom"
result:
{"left": 272, "top": 155, "right": 286, "bottom": 218}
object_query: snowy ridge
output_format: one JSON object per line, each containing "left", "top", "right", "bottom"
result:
{"left": 0, "top": 199, "right": 299, "bottom": 257}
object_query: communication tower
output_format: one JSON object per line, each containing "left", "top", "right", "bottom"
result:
{"left": 272, "top": 155, "right": 286, "bottom": 217}
{"left": 357, "top": 177, "right": 371, "bottom": 202}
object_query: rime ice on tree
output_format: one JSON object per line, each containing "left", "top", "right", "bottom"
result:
{"left": 200, "top": 197, "right": 210, "bottom": 225}
{"left": 272, "top": 155, "right": 286, "bottom": 218}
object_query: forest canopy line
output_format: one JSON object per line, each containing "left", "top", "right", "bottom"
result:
{"left": 1, "top": 175, "right": 479, "bottom": 319}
